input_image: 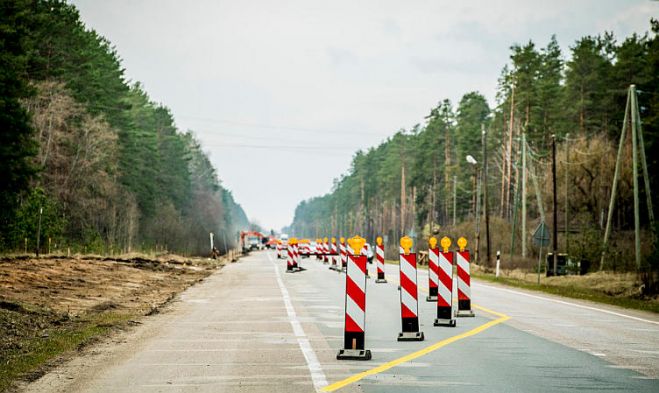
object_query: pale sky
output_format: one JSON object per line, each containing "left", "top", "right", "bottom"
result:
{"left": 71, "top": 0, "right": 657, "bottom": 231}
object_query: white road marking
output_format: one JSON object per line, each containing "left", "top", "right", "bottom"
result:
{"left": 476, "top": 282, "right": 659, "bottom": 326}
{"left": 268, "top": 252, "right": 328, "bottom": 392}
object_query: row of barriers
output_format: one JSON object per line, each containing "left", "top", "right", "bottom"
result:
{"left": 282, "top": 234, "right": 475, "bottom": 361}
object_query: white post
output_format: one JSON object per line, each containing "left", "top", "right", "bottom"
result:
{"left": 495, "top": 250, "right": 500, "bottom": 278}
{"left": 210, "top": 232, "right": 214, "bottom": 250}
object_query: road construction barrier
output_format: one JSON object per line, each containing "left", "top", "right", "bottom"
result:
{"left": 340, "top": 237, "right": 347, "bottom": 271}
{"left": 398, "top": 236, "right": 424, "bottom": 341}
{"left": 323, "top": 237, "right": 329, "bottom": 264}
{"left": 426, "top": 237, "right": 439, "bottom": 302}
{"left": 315, "top": 238, "right": 322, "bottom": 259}
{"left": 286, "top": 240, "right": 295, "bottom": 273}
{"left": 434, "top": 237, "right": 456, "bottom": 327}
{"left": 337, "top": 236, "right": 371, "bottom": 360}
{"left": 456, "top": 237, "right": 475, "bottom": 317}
{"left": 375, "top": 236, "right": 387, "bottom": 283}
{"left": 331, "top": 237, "right": 339, "bottom": 270}
{"left": 276, "top": 242, "right": 282, "bottom": 258}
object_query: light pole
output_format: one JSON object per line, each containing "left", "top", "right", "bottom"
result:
{"left": 466, "top": 155, "right": 480, "bottom": 263}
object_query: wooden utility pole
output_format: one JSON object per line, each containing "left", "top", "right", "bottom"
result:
{"left": 401, "top": 164, "right": 406, "bottom": 235}
{"left": 521, "top": 132, "right": 527, "bottom": 258}
{"left": 452, "top": 175, "right": 457, "bottom": 226}
{"left": 552, "top": 134, "right": 558, "bottom": 275}
{"left": 601, "top": 85, "right": 654, "bottom": 270}
{"left": 565, "top": 133, "right": 570, "bottom": 255}
{"left": 502, "top": 85, "right": 515, "bottom": 218}
{"left": 482, "top": 125, "right": 491, "bottom": 267}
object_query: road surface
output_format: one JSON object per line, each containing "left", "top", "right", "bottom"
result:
{"left": 23, "top": 250, "right": 659, "bottom": 392}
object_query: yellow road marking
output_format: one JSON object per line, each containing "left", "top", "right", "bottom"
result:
{"left": 321, "top": 268, "right": 510, "bottom": 392}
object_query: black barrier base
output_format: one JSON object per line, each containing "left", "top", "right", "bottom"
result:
{"left": 426, "top": 295, "right": 438, "bottom": 302}
{"left": 336, "top": 349, "right": 371, "bottom": 360}
{"left": 375, "top": 278, "right": 387, "bottom": 283}
{"left": 434, "top": 318, "right": 456, "bottom": 327}
{"left": 456, "top": 300, "right": 475, "bottom": 317}
{"left": 397, "top": 331, "right": 424, "bottom": 341}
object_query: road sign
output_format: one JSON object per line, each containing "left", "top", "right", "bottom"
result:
{"left": 532, "top": 222, "right": 550, "bottom": 247}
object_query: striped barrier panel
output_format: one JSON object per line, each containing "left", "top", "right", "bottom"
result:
{"left": 434, "top": 236, "right": 456, "bottom": 326}
{"left": 375, "top": 237, "right": 386, "bottom": 283}
{"left": 331, "top": 238, "right": 338, "bottom": 270}
{"left": 398, "top": 236, "right": 424, "bottom": 341}
{"left": 456, "top": 237, "right": 475, "bottom": 317}
{"left": 286, "top": 243, "right": 295, "bottom": 273}
{"left": 426, "top": 241, "right": 439, "bottom": 302}
{"left": 323, "top": 238, "right": 329, "bottom": 264}
{"left": 340, "top": 237, "right": 347, "bottom": 270}
{"left": 337, "top": 236, "right": 371, "bottom": 360}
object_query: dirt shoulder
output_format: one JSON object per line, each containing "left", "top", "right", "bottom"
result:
{"left": 0, "top": 253, "right": 228, "bottom": 392}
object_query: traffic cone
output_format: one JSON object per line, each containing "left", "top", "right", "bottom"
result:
{"left": 456, "top": 237, "right": 475, "bottom": 317}
{"left": 398, "top": 236, "right": 424, "bottom": 341}
{"left": 426, "top": 237, "right": 439, "bottom": 302}
{"left": 375, "top": 236, "right": 387, "bottom": 283}
{"left": 434, "top": 237, "right": 456, "bottom": 327}
{"left": 337, "top": 236, "right": 372, "bottom": 360}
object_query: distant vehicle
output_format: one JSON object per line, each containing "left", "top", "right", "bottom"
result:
{"left": 240, "top": 230, "right": 266, "bottom": 252}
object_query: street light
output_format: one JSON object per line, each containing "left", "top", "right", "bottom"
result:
{"left": 466, "top": 156, "right": 480, "bottom": 263}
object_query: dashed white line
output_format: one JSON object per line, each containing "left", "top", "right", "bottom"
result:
{"left": 268, "top": 252, "right": 328, "bottom": 392}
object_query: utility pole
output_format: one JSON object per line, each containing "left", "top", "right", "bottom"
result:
{"left": 565, "top": 133, "right": 570, "bottom": 255}
{"left": 475, "top": 165, "right": 482, "bottom": 264}
{"left": 453, "top": 175, "right": 457, "bottom": 226}
{"left": 601, "top": 85, "right": 654, "bottom": 270}
{"left": 551, "top": 134, "right": 558, "bottom": 275}
{"left": 521, "top": 132, "right": 527, "bottom": 258}
{"left": 482, "top": 124, "right": 491, "bottom": 267}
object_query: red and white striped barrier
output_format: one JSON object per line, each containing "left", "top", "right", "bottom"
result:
{"left": 293, "top": 241, "right": 301, "bottom": 271}
{"left": 286, "top": 241, "right": 295, "bottom": 273}
{"left": 331, "top": 237, "right": 338, "bottom": 270}
{"left": 315, "top": 238, "right": 322, "bottom": 259}
{"left": 456, "top": 237, "right": 475, "bottom": 317}
{"left": 398, "top": 236, "right": 424, "bottom": 341}
{"left": 426, "top": 238, "right": 439, "bottom": 302}
{"left": 323, "top": 237, "right": 329, "bottom": 264}
{"left": 337, "top": 236, "right": 371, "bottom": 360}
{"left": 375, "top": 236, "right": 387, "bottom": 283}
{"left": 340, "top": 237, "right": 347, "bottom": 271}
{"left": 434, "top": 237, "right": 456, "bottom": 326}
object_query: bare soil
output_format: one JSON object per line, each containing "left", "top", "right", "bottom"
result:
{"left": 0, "top": 253, "right": 227, "bottom": 391}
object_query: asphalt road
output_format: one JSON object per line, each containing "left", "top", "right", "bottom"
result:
{"left": 23, "top": 250, "right": 659, "bottom": 392}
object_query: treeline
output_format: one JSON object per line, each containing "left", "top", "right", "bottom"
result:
{"left": 0, "top": 0, "right": 248, "bottom": 255}
{"left": 290, "top": 21, "right": 659, "bottom": 271}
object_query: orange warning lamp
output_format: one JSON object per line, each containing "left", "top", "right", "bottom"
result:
{"left": 457, "top": 237, "right": 468, "bottom": 252}
{"left": 331, "top": 237, "right": 336, "bottom": 243}
{"left": 324, "top": 237, "right": 328, "bottom": 243}
{"left": 340, "top": 237, "right": 345, "bottom": 243}
{"left": 289, "top": 237, "right": 298, "bottom": 245}
{"left": 376, "top": 236, "right": 383, "bottom": 246}
{"left": 429, "top": 237, "right": 438, "bottom": 249}
{"left": 348, "top": 236, "right": 366, "bottom": 256}
{"left": 440, "top": 237, "right": 451, "bottom": 253}
{"left": 400, "top": 236, "right": 413, "bottom": 255}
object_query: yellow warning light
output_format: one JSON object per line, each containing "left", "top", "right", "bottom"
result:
{"left": 348, "top": 236, "right": 366, "bottom": 256}
{"left": 429, "top": 237, "right": 438, "bottom": 249}
{"left": 323, "top": 237, "right": 328, "bottom": 243}
{"left": 400, "top": 236, "right": 413, "bottom": 255}
{"left": 440, "top": 236, "right": 451, "bottom": 253}
{"left": 331, "top": 237, "right": 336, "bottom": 243}
{"left": 376, "top": 236, "right": 383, "bottom": 246}
{"left": 289, "top": 237, "right": 298, "bottom": 245}
{"left": 457, "top": 237, "right": 468, "bottom": 252}
{"left": 340, "top": 237, "right": 345, "bottom": 243}
{"left": 316, "top": 238, "right": 321, "bottom": 244}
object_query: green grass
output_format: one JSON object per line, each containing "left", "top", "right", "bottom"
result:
{"left": 0, "top": 312, "right": 132, "bottom": 392}
{"left": 385, "top": 259, "right": 659, "bottom": 314}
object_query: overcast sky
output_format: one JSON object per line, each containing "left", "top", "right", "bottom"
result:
{"left": 72, "top": 0, "right": 657, "bottom": 231}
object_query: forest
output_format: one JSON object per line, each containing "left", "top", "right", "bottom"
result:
{"left": 0, "top": 0, "right": 249, "bottom": 255}
{"left": 289, "top": 21, "right": 659, "bottom": 278}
